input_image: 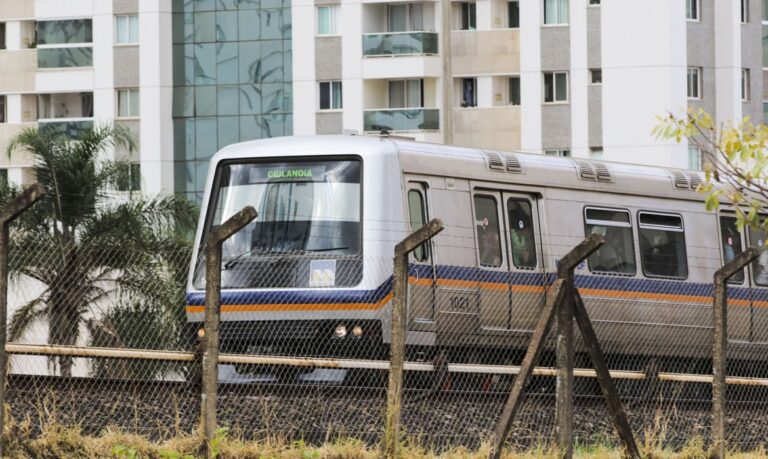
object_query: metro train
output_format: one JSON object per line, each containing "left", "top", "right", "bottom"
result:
{"left": 185, "top": 134, "right": 768, "bottom": 373}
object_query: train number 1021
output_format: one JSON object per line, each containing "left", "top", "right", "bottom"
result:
{"left": 448, "top": 295, "right": 471, "bottom": 312}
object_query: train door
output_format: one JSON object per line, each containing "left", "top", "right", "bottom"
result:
{"left": 473, "top": 192, "right": 510, "bottom": 330}
{"left": 406, "top": 182, "right": 437, "bottom": 330}
{"left": 502, "top": 193, "right": 545, "bottom": 331}
{"left": 719, "top": 216, "right": 751, "bottom": 342}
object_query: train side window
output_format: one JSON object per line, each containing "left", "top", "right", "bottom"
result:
{"left": 748, "top": 226, "right": 768, "bottom": 286}
{"left": 474, "top": 195, "right": 502, "bottom": 267}
{"left": 507, "top": 199, "right": 537, "bottom": 269}
{"left": 584, "top": 208, "right": 636, "bottom": 275}
{"left": 720, "top": 216, "right": 744, "bottom": 284}
{"left": 638, "top": 212, "right": 688, "bottom": 279}
{"left": 407, "top": 188, "right": 429, "bottom": 262}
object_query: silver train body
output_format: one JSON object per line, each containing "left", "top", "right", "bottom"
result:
{"left": 186, "top": 135, "right": 765, "bottom": 362}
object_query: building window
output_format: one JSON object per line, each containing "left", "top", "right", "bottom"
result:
{"left": 461, "top": 78, "right": 477, "bottom": 107}
{"left": 741, "top": 0, "right": 749, "bottom": 23}
{"left": 543, "top": 71, "right": 568, "bottom": 103}
{"left": 763, "top": 101, "right": 768, "bottom": 125}
{"left": 509, "top": 76, "right": 521, "bottom": 105}
{"left": 36, "top": 20, "right": 93, "bottom": 68}
{"left": 389, "top": 80, "right": 423, "bottom": 108}
{"left": 461, "top": 2, "right": 477, "bottom": 30}
{"left": 319, "top": 81, "right": 342, "bottom": 110}
{"left": 317, "top": 5, "right": 339, "bottom": 35}
{"left": 687, "top": 67, "right": 701, "bottom": 99}
{"left": 589, "top": 147, "right": 603, "bottom": 160}
{"left": 545, "top": 149, "right": 570, "bottom": 157}
{"left": 0, "top": 23, "right": 5, "bottom": 50}
{"left": 742, "top": 68, "right": 751, "bottom": 101}
{"left": 544, "top": 0, "right": 569, "bottom": 25}
{"left": 588, "top": 0, "right": 600, "bottom": 5}
{"left": 688, "top": 146, "right": 702, "bottom": 170}
{"left": 590, "top": 69, "right": 602, "bottom": 84}
{"left": 686, "top": 0, "right": 700, "bottom": 20}
{"left": 116, "top": 15, "right": 139, "bottom": 44}
{"left": 116, "top": 163, "right": 141, "bottom": 192}
{"left": 508, "top": 1, "right": 520, "bottom": 28}
{"left": 388, "top": 3, "right": 423, "bottom": 32}
{"left": 0, "top": 96, "right": 5, "bottom": 124}
{"left": 117, "top": 89, "right": 140, "bottom": 118}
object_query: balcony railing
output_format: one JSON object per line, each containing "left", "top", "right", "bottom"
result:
{"left": 362, "top": 32, "right": 438, "bottom": 57}
{"left": 37, "top": 46, "right": 93, "bottom": 69}
{"left": 38, "top": 119, "right": 94, "bottom": 138}
{"left": 363, "top": 108, "right": 439, "bottom": 132}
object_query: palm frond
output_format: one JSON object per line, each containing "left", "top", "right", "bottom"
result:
{"left": 8, "top": 296, "right": 48, "bottom": 342}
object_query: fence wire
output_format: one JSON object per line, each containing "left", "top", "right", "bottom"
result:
{"left": 4, "top": 231, "right": 768, "bottom": 453}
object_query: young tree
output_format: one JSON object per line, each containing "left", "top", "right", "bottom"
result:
{"left": 5, "top": 124, "right": 197, "bottom": 377}
{"left": 654, "top": 107, "right": 768, "bottom": 230}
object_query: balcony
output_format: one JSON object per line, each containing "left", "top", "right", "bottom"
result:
{"left": 363, "top": 32, "right": 438, "bottom": 57}
{"left": 363, "top": 108, "right": 439, "bottom": 132}
{"left": 37, "top": 47, "right": 93, "bottom": 69}
{"left": 38, "top": 119, "right": 94, "bottom": 138}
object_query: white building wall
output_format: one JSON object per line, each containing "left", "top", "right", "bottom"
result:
{"left": 341, "top": 1, "right": 364, "bottom": 134}
{"left": 570, "top": 0, "right": 589, "bottom": 158}
{"left": 519, "top": 0, "right": 542, "bottom": 153}
{"left": 601, "top": 0, "right": 687, "bottom": 167}
{"left": 92, "top": 1, "right": 115, "bottom": 129}
{"left": 715, "top": 0, "right": 743, "bottom": 129}
{"left": 291, "top": 0, "right": 316, "bottom": 135}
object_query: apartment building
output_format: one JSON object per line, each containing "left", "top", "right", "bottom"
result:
{"left": 0, "top": 0, "right": 172, "bottom": 194}
{"left": 293, "top": 0, "right": 768, "bottom": 170}
{"left": 1, "top": 0, "right": 765, "bottom": 201}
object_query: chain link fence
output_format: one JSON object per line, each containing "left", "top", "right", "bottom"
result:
{"left": 4, "top": 229, "right": 768, "bottom": 453}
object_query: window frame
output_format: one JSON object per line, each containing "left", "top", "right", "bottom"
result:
{"left": 637, "top": 210, "right": 688, "bottom": 280}
{"left": 388, "top": 79, "right": 424, "bottom": 108}
{"left": 316, "top": 5, "right": 339, "bottom": 36}
{"left": 460, "top": 77, "right": 478, "bottom": 107}
{"left": 116, "top": 162, "right": 141, "bottom": 192}
{"left": 543, "top": 71, "right": 569, "bottom": 103}
{"left": 115, "top": 14, "right": 139, "bottom": 45}
{"left": 508, "top": 75, "right": 521, "bottom": 106}
{"left": 543, "top": 0, "right": 570, "bottom": 25}
{"left": 460, "top": 2, "right": 477, "bottom": 30}
{"left": 545, "top": 149, "right": 570, "bottom": 157}
{"left": 116, "top": 88, "right": 140, "bottom": 119}
{"left": 719, "top": 215, "right": 746, "bottom": 285}
{"left": 589, "top": 68, "right": 602, "bottom": 85}
{"left": 688, "top": 145, "right": 702, "bottom": 171}
{"left": 407, "top": 184, "right": 431, "bottom": 262}
{"left": 318, "top": 80, "right": 343, "bottom": 111}
{"left": 742, "top": 68, "right": 751, "bottom": 101}
{"left": 0, "top": 22, "right": 6, "bottom": 50}
{"left": 507, "top": 197, "right": 538, "bottom": 270}
{"left": 687, "top": 67, "right": 701, "bottom": 100}
{"left": 588, "top": 0, "right": 601, "bottom": 5}
{"left": 473, "top": 193, "right": 504, "bottom": 269}
{"left": 686, "top": 0, "right": 701, "bottom": 21}
{"left": 0, "top": 95, "right": 5, "bottom": 124}
{"left": 583, "top": 206, "right": 636, "bottom": 276}
{"left": 508, "top": 0, "right": 520, "bottom": 28}
{"left": 741, "top": 0, "right": 749, "bottom": 23}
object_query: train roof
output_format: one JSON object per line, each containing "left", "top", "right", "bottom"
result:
{"left": 214, "top": 135, "right": 707, "bottom": 202}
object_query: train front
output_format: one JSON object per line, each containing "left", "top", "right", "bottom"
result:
{"left": 185, "top": 137, "right": 398, "bottom": 367}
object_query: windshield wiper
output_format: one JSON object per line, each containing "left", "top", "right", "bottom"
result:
{"left": 223, "top": 247, "right": 287, "bottom": 270}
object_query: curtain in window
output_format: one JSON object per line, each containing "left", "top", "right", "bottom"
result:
{"left": 130, "top": 89, "right": 140, "bottom": 116}
{"left": 406, "top": 79, "right": 422, "bottom": 107}
{"left": 545, "top": 0, "right": 568, "bottom": 24}
{"left": 317, "top": 7, "right": 332, "bottom": 34}
{"left": 388, "top": 5, "right": 407, "bottom": 32}
{"left": 409, "top": 4, "right": 424, "bottom": 31}
{"left": 331, "top": 82, "right": 342, "bottom": 109}
{"left": 118, "top": 91, "right": 130, "bottom": 117}
{"left": 389, "top": 81, "right": 405, "bottom": 108}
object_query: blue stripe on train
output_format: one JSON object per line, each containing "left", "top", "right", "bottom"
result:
{"left": 187, "top": 264, "right": 755, "bottom": 306}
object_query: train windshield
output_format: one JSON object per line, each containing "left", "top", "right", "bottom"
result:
{"left": 194, "top": 159, "right": 362, "bottom": 289}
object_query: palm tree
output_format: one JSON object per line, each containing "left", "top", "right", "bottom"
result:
{"left": 4, "top": 124, "right": 197, "bottom": 377}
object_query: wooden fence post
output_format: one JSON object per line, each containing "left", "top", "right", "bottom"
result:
{"left": 712, "top": 248, "right": 759, "bottom": 459}
{"left": 489, "top": 235, "right": 603, "bottom": 459}
{"left": 200, "top": 206, "right": 257, "bottom": 458}
{"left": 0, "top": 184, "right": 45, "bottom": 458}
{"left": 384, "top": 218, "right": 444, "bottom": 458}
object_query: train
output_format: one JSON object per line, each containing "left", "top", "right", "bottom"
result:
{"left": 185, "top": 134, "right": 768, "bottom": 375}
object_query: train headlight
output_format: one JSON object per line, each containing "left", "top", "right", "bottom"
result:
{"left": 335, "top": 324, "right": 347, "bottom": 338}
{"left": 352, "top": 325, "right": 363, "bottom": 337}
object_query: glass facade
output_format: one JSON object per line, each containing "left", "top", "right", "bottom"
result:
{"left": 172, "top": 0, "right": 293, "bottom": 203}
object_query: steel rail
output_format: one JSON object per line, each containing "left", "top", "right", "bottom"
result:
{"left": 7, "top": 343, "right": 768, "bottom": 386}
